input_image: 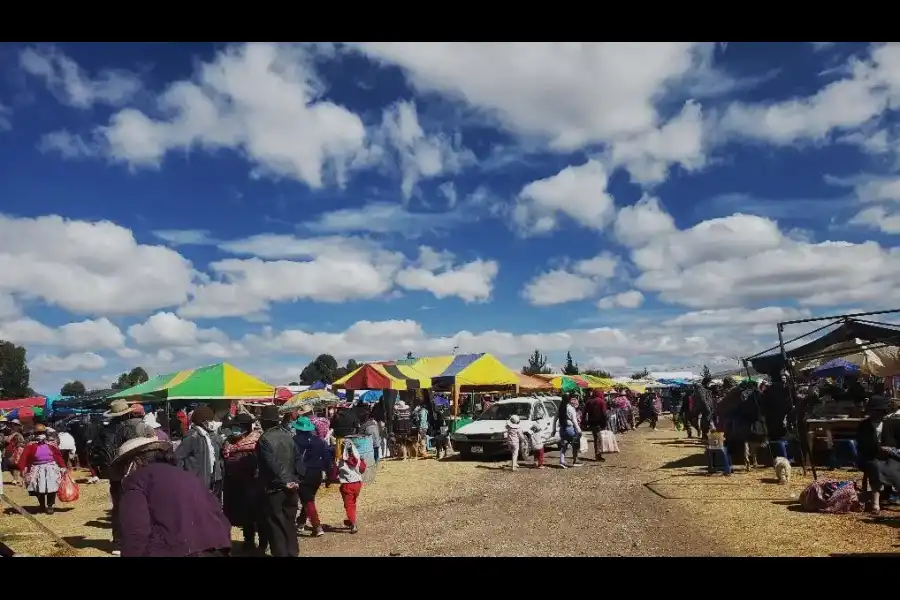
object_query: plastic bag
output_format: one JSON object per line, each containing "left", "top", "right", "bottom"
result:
{"left": 579, "top": 435, "right": 588, "bottom": 455}
{"left": 57, "top": 471, "right": 80, "bottom": 503}
{"left": 359, "top": 458, "right": 367, "bottom": 474}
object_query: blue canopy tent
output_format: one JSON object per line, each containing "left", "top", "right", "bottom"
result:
{"left": 309, "top": 380, "right": 327, "bottom": 390}
{"left": 359, "top": 390, "right": 383, "bottom": 404}
{"left": 811, "top": 358, "right": 861, "bottom": 378}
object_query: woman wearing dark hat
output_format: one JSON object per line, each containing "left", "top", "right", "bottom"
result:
{"left": 222, "top": 413, "right": 266, "bottom": 553}
{"left": 116, "top": 437, "right": 232, "bottom": 557}
{"left": 856, "top": 395, "right": 900, "bottom": 513}
{"left": 174, "top": 405, "right": 224, "bottom": 499}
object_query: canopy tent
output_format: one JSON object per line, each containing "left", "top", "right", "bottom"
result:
{"left": 332, "top": 362, "right": 431, "bottom": 391}
{"left": 581, "top": 374, "right": 616, "bottom": 389}
{"left": 810, "top": 358, "right": 862, "bottom": 378}
{"left": 425, "top": 353, "right": 522, "bottom": 389}
{"left": 0, "top": 396, "right": 46, "bottom": 411}
{"left": 109, "top": 362, "right": 276, "bottom": 401}
{"left": 518, "top": 373, "right": 554, "bottom": 391}
{"left": 649, "top": 371, "right": 698, "bottom": 381}
{"left": 52, "top": 389, "right": 117, "bottom": 410}
{"left": 358, "top": 390, "right": 383, "bottom": 403}
{"left": 749, "top": 316, "right": 900, "bottom": 377}
{"left": 533, "top": 374, "right": 590, "bottom": 389}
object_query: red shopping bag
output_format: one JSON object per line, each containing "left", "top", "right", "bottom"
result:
{"left": 57, "top": 471, "right": 80, "bottom": 503}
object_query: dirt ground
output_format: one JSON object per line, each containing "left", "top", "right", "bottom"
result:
{"left": 2, "top": 421, "right": 899, "bottom": 556}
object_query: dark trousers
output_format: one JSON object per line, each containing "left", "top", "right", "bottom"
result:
{"left": 36, "top": 492, "right": 56, "bottom": 509}
{"left": 110, "top": 480, "right": 123, "bottom": 544}
{"left": 261, "top": 489, "right": 299, "bottom": 557}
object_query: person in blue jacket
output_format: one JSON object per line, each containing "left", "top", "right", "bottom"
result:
{"left": 293, "top": 416, "right": 333, "bottom": 538}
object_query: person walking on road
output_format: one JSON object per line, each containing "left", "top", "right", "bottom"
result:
{"left": 584, "top": 390, "right": 608, "bottom": 462}
{"left": 292, "top": 415, "right": 332, "bottom": 538}
{"left": 552, "top": 394, "right": 583, "bottom": 469}
{"left": 256, "top": 406, "right": 299, "bottom": 557}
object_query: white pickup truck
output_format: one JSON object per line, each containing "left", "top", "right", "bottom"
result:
{"left": 450, "top": 396, "right": 561, "bottom": 460}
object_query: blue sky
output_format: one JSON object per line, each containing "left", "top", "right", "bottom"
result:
{"left": 1, "top": 41, "right": 899, "bottom": 394}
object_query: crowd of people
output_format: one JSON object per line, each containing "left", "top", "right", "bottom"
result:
{"left": 0, "top": 398, "right": 383, "bottom": 557}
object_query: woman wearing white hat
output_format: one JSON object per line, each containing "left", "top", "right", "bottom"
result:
{"left": 115, "top": 437, "right": 231, "bottom": 557}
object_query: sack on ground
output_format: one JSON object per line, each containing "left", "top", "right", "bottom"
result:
{"left": 799, "top": 479, "right": 861, "bottom": 514}
{"left": 599, "top": 430, "right": 620, "bottom": 453}
{"left": 579, "top": 435, "right": 588, "bottom": 455}
{"left": 57, "top": 471, "right": 80, "bottom": 503}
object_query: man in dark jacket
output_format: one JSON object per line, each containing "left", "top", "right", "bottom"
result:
{"left": 256, "top": 405, "right": 299, "bottom": 557}
{"left": 102, "top": 399, "right": 155, "bottom": 555}
{"left": 693, "top": 378, "right": 714, "bottom": 441}
{"left": 584, "top": 391, "right": 608, "bottom": 462}
{"left": 331, "top": 404, "right": 360, "bottom": 460}
{"left": 175, "top": 405, "right": 224, "bottom": 496}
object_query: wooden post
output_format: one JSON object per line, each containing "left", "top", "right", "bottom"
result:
{"left": 452, "top": 385, "right": 459, "bottom": 417}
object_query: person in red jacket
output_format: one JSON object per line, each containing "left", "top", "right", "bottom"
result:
{"left": 17, "top": 423, "right": 67, "bottom": 514}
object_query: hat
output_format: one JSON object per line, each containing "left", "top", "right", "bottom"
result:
{"left": 11, "top": 419, "right": 20, "bottom": 425}
{"left": 292, "top": 416, "right": 316, "bottom": 432}
{"left": 233, "top": 413, "right": 255, "bottom": 426}
{"left": 868, "top": 395, "right": 892, "bottom": 414}
{"left": 509, "top": 415, "right": 520, "bottom": 424}
{"left": 296, "top": 403, "right": 314, "bottom": 416}
{"left": 115, "top": 437, "right": 171, "bottom": 464}
{"left": 131, "top": 404, "right": 146, "bottom": 417}
{"left": 259, "top": 405, "right": 280, "bottom": 423}
{"left": 33, "top": 423, "right": 47, "bottom": 433}
{"left": 104, "top": 399, "right": 134, "bottom": 418}
{"left": 191, "top": 405, "right": 215, "bottom": 426}
{"left": 143, "top": 413, "right": 162, "bottom": 429}
{"left": 395, "top": 400, "right": 409, "bottom": 411}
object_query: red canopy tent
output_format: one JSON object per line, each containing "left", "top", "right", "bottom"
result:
{"left": 0, "top": 396, "right": 46, "bottom": 411}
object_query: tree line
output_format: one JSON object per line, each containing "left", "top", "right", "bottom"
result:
{"left": 520, "top": 349, "right": 615, "bottom": 379}
{"left": 60, "top": 366, "right": 151, "bottom": 397}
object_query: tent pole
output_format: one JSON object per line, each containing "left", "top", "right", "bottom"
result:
{"left": 779, "top": 322, "right": 813, "bottom": 479}
{"left": 451, "top": 385, "right": 459, "bottom": 418}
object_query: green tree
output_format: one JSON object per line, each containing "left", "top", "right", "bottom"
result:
{"left": 0, "top": 340, "right": 31, "bottom": 399}
{"left": 702, "top": 365, "right": 712, "bottom": 380}
{"left": 112, "top": 366, "right": 150, "bottom": 391}
{"left": 562, "top": 351, "right": 579, "bottom": 375}
{"left": 631, "top": 368, "right": 650, "bottom": 380}
{"left": 406, "top": 351, "right": 415, "bottom": 360}
{"left": 331, "top": 359, "right": 361, "bottom": 382}
{"left": 60, "top": 380, "right": 87, "bottom": 396}
{"left": 522, "top": 350, "right": 552, "bottom": 375}
{"left": 299, "top": 354, "right": 339, "bottom": 384}
{"left": 583, "top": 368, "right": 613, "bottom": 379}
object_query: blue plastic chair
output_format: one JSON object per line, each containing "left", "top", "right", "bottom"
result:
{"left": 831, "top": 439, "right": 859, "bottom": 468}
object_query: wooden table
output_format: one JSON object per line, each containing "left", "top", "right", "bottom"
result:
{"left": 805, "top": 418, "right": 864, "bottom": 452}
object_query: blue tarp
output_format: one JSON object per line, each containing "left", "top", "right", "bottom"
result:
{"left": 812, "top": 358, "right": 860, "bottom": 378}
{"left": 359, "top": 390, "right": 383, "bottom": 403}
{"left": 309, "top": 380, "right": 327, "bottom": 390}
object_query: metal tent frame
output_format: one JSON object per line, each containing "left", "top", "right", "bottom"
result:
{"left": 742, "top": 308, "right": 900, "bottom": 480}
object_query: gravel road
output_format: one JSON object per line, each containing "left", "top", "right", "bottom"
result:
{"left": 308, "top": 429, "right": 719, "bottom": 557}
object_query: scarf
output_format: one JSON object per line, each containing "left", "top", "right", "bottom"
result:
{"left": 223, "top": 430, "right": 260, "bottom": 459}
{"left": 194, "top": 425, "right": 215, "bottom": 474}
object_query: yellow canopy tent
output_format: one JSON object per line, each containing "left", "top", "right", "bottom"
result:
{"left": 331, "top": 362, "right": 432, "bottom": 390}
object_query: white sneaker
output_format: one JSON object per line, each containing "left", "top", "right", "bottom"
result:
{"left": 111, "top": 550, "right": 121, "bottom": 556}
{"left": 559, "top": 463, "right": 568, "bottom": 469}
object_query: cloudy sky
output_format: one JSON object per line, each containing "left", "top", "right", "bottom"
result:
{"left": 1, "top": 41, "right": 898, "bottom": 393}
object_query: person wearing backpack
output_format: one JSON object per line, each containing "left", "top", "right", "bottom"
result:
{"left": 335, "top": 439, "right": 365, "bottom": 534}
{"left": 292, "top": 416, "right": 332, "bottom": 538}
{"left": 103, "top": 400, "right": 156, "bottom": 556}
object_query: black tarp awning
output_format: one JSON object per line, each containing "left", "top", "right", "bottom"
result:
{"left": 53, "top": 389, "right": 117, "bottom": 410}
{"left": 749, "top": 319, "right": 900, "bottom": 376}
